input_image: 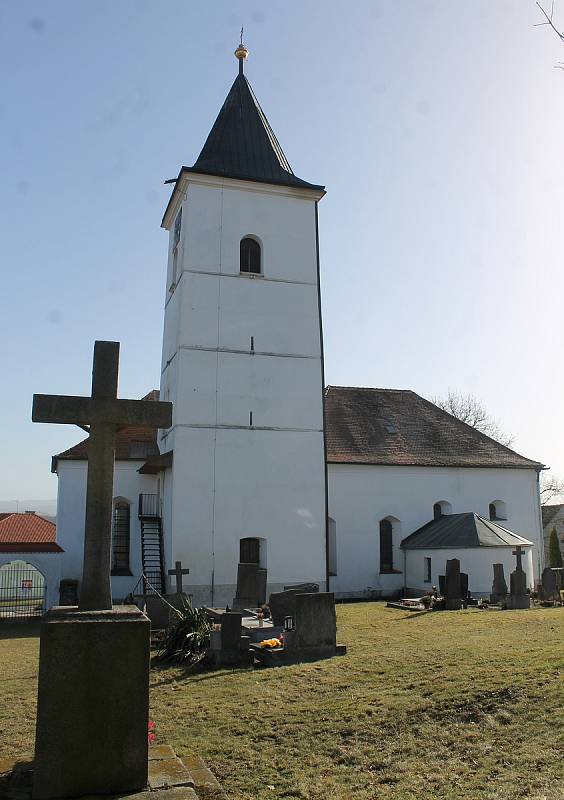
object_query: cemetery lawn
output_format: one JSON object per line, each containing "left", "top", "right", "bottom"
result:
{"left": 1, "top": 605, "right": 563, "bottom": 800}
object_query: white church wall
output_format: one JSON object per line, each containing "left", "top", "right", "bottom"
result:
{"left": 56, "top": 460, "right": 157, "bottom": 601}
{"left": 327, "top": 463, "right": 543, "bottom": 598}
{"left": 404, "top": 546, "right": 534, "bottom": 598}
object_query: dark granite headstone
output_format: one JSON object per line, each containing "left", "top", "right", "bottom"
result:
{"left": 282, "top": 582, "right": 319, "bottom": 593}
{"left": 444, "top": 559, "right": 462, "bottom": 610}
{"left": 221, "top": 611, "right": 243, "bottom": 650}
{"left": 233, "top": 563, "right": 267, "bottom": 610}
{"left": 284, "top": 593, "right": 337, "bottom": 654}
{"left": 269, "top": 585, "right": 319, "bottom": 626}
{"left": 507, "top": 546, "right": 529, "bottom": 609}
{"left": 59, "top": 579, "right": 79, "bottom": 606}
{"left": 438, "top": 575, "right": 446, "bottom": 596}
{"left": 490, "top": 563, "right": 508, "bottom": 604}
{"left": 539, "top": 567, "right": 559, "bottom": 602}
{"left": 460, "top": 572, "right": 469, "bottom": 599}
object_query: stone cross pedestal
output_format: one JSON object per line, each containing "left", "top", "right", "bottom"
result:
{"left": 31, "top": 341, "right": 172, "bottom": 799}
{"left": 507, "top": 546, "right": 530, "bottom": 610}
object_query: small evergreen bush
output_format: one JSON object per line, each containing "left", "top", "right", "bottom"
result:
{"left": 548, "top": 527, "right": 563, "bottom": 568}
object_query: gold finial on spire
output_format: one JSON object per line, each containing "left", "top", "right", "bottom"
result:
{"left": 234, "top": 26, "right": 249, "bottom": 71}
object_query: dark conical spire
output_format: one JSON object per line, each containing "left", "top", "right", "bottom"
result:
{"left": 189, "top": 50, "right": 323, "bottom": 191}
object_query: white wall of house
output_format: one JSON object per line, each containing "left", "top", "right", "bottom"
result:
{"left": 0, "top": 553, "right": 61, "bottom": 611}
{"left": 403, "top": 546, "right": 534, "bottom": 598}
{"left": 158, "top": 175, "right": 327, "bottom": 606}
{"left": 56, "top": 460, "right": 157, "bottom": 602}
{"left": 327, "top": 463, "right": 543, "bottom": 599}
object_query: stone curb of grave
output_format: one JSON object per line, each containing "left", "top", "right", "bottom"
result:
{"left": 0, "top": 748, "right": 226, "bottom": 800}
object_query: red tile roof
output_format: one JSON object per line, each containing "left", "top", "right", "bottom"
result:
{"left": 325, "top": 386, "right": 544, "bottom": 469}
{"left": 0, "top": 513, "right": 62, "bottom": 552}
{"left": 52, "top": 389, "right": 161, "bottom": 471}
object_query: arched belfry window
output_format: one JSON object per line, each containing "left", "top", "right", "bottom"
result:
{"left": 111, "top": 499, "right": 131, "bottom": 575}
{"left": 240, "top": 237, "right": 261, "bottom": 274}
{"left": 433, "top": 503, "right": 442, "bottom": 521}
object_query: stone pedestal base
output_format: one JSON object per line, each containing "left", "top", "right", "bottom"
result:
{"left": 33, "top": 605, "right": 150, "bottom": 800}
{"left": 445, "top": 598, "right": 462, "bottom": 610}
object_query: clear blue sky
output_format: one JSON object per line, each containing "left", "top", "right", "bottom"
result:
{"left": 1, "top": 1, "right": 563, "bottom": 505}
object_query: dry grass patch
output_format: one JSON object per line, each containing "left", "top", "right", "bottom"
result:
{"left": 1, "top": 605, "right": 563, "bottom": 799}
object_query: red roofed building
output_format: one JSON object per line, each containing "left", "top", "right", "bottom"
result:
{"left": 0, "top": 512, "right": 62, "bottom": 553}
{"left": 0, "top": 512, "right": 63, "bottom": 613}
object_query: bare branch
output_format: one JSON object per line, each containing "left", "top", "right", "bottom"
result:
{"left": 431, "top": 391, "right": 514, "bottom": 448}
{"left": 536, "top": 2, "right": 564, "bottom": 42}
{"left": 540, "top": 473, "right": 564, "bottom": 504}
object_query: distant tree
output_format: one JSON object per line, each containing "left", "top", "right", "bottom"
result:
{"left": 431, "top": 391, "right": 514, "bottom": 448}
{"left": 540, "top": 473, "right": 564, "bottom": 504}
{"left": 548, "top": 527, "right": 563, "bottom": 567}
{"left": 536, "top": 2, "right": 564, "bottom": 68}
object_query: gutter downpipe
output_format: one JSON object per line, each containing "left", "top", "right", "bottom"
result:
{"left": 315, "top": 200, "right": 330, "bottom": 593}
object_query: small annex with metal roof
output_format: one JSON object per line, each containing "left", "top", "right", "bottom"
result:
{"left": 400, "top": 513, "right": 534, "bottom": 551}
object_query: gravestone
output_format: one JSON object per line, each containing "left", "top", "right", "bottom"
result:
{"left": 539, "top": 567, "right": 560, "bottom": 602}
{"left": 58, "top": 579, "right": 78, "bottom": 606}
{"left": 269, "top": 584, "right": 320, "bottom": 626}
{"left": 444, "top": 558, "right": 462, "bottom": 610}
{"left": 205, "top": 611, "right": 252, "bottom": 667}
{"left": 232, "top": 563, "right": 267, "bottom": 610}
{"left": 507, "top": 546, "right": 530, "bottom": 610}
{"left": 438, "top": 574, "right": 446, "bottom": 596}
{"left": 283, "top": 592, "right": 341, "bottom": 660}
{"left": 31, "top": 341, "right": 172, "bottom": 799}
{"left": 460, "top": 572, "right": 469, "bottom": 599}
{"left": 490, "top": 563, "right": 508, "bottom": 604}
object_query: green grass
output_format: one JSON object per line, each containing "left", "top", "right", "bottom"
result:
{"left": 1, "top": 604, "right": 563, "bottom": 799}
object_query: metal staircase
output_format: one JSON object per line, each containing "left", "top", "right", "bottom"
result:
{"left": 138, "top": 494, "right": 166, "bottom": 595}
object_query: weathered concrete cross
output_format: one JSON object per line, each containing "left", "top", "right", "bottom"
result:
{"left": 32, "top": 341, "right": 172, "bottom": 611}
{"left": 512, "top": 546, "right": 524, "bottom": 572}
{"left": 168, "top": 560, "right": 189, "bottom": 594}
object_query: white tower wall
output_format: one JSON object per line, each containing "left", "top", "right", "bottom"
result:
{"left": 159, "top": 175, "right": 327, "bottom": 606}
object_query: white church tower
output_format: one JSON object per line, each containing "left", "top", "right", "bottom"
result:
{"left": 158, "top": 43, "right": 327, "bottom": 606}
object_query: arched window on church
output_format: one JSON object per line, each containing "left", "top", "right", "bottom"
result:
{"left": 489, "top": 500, "right": 507, "bottom": 521}
{"left": 240, "top": 237, "right": 261, "bottom": 274}
{"left": 433, "top": 500, "right": 452, "bottom": 520}
{"left": 379, "top": 518, "right": 394, "bottom": 573}
{"left": 111, "top": 499, "right": 131, "bottom": 575}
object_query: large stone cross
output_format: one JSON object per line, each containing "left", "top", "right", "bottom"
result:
{"left": 32, "top": 341, "right": 172, "bottom": 611}
{"left": 168, "top": 560, "right": 190, "bottom": 594}
{"left": 512, "top": 546, "right": 524, "bottom": 572}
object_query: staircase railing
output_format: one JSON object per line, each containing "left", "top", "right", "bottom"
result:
{"left": 138, "top": 493, "right": 160, "bottom": 519}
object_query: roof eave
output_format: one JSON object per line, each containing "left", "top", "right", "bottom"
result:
{"left": 161, "top": 167, "right": 325, "bottom": 230}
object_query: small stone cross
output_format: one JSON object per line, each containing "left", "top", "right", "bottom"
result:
{"left": 512, "top": 546, "right": 524, "bottom": 572}
{"left": 168, "top": 560, "right": 190, "bottom": 594}
{"left": 32, "top": 341, "right": 172, "bottom": 611}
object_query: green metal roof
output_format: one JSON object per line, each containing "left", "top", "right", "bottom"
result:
{"left": 400, "top": 513, "right": 533, "bottom": 550}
